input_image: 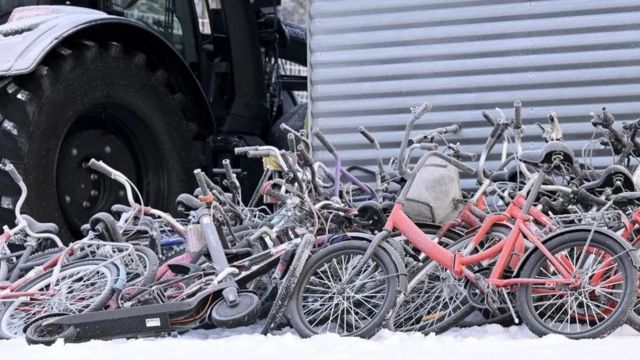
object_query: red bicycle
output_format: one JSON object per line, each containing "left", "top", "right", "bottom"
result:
{"left": 286, "top": 108, "right": 639, "bottom": 339}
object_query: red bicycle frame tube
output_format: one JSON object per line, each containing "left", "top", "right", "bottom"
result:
{"left": 384, "top": 196, "right": 574, "bottom": 287}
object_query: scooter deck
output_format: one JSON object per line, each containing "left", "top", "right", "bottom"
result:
{"left": 47, "top": 290, "right": 218, "bottom": 342}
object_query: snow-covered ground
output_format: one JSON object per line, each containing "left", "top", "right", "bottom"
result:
{"left": 7, "top": 324, "right": 640, "bottom": 360}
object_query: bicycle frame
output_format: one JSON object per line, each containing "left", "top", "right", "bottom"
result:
{"left": 361, "top": 152, "right": 577, "bottom": 292}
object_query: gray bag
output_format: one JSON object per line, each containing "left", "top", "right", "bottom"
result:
{"left": 404, "top": 156, "right": 463, "bottom": 224}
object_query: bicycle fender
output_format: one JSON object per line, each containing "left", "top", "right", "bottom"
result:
{"left": 513, "top": 225, "right": 640, "bottom": 277}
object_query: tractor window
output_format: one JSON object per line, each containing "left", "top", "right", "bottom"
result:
{"left": 113, "top": 0, "right": 185, "bottom": 55}
{"left": 193, "top": 0, "right": 210, "bottom": 34}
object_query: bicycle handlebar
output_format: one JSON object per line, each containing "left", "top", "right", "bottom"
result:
{"left": 358, "top": 126, "right": 376, "bottom": 144}
{"left": 234, "top": 146, "right": 260, "bottom": 156}
{"left": 454, "top": 150, "right": 478, "bottom": 161}
{"left": 287, "top": 133, "right": 297, "bottom": 153}
{"left": 88, "top": 159, "right": 118, "bottom": 178}
{"left": 411, "top": 101, "right": 432, "bottom": 118}
{"left": 3, "top": 162, "right": 23, "bottom": 185}
{"left": 193, "top": 169, "right": 212, "bottom": 200}
{"left": 247, "top": 150, "right": 274, "bottom": 158}
{"left": 313, "top": 129, "right": 336, "bottom": 154}
{"left": 513, "top": 100, "right": 523, "bottom": 130}
{"left": 420, "top": 143, "right": 439, "bottom": 151}
{"left": 482, "top": 111, "right": 496, "bottom": 127}
{"left": 222, "top": 159, "right": 234, "bottom": 182}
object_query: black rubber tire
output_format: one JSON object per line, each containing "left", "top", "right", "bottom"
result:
{"left": 0, "top": 259, "right": 119, "bottom": 338}
{"left": 625, "top": 274, "right": 640, "bottom": 332}
{"left": 24, "top": 313, "right": 73, "bottom": 346}
{"left": 516, "top": 232, "right": 638, "bottom": 339}
{"left": 209, "top": 291, "right": 261, "bottom": 328}
{"left": 0, "top": 39, "right": 202, "bottom": 239}
{"left": 286, "top": 240, "right": 400, "bottom": 339}
{"left": 261, "top": 235, "right": 315, "bottom": 335}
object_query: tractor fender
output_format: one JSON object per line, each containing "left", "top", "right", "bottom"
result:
{"left": 513, "top": 225, "right": 640, "bottom": 277}
{"left": 0, "top": 6, "right": 214, "bottom": 131}
{"left": 344, "top": 232, "right": 409, "bottom": 292}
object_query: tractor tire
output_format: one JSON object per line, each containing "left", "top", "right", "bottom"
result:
{"left": 0, "top": 40, "right": 203, "bottom": 240}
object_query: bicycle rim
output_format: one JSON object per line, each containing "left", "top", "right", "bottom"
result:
{"left": 0, "top": 261, "right": 116, "bottom": 338}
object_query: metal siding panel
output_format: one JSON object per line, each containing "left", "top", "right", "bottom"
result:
{"left": 309, "top": 0, "right": 640, "bottom": 188}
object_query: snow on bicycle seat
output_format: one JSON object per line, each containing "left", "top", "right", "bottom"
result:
{"left": 580, "top": 165, "right": 635, "bottom": 192}
{"left": 519, "top": 141, "right": 575, "bottom": 167}
{"left": 17, "top": 215, "right": 59, "bottom": 234}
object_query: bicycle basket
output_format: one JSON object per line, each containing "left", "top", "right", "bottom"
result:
{"left": 404, "top": 156, "right": 464, "bottom": 224}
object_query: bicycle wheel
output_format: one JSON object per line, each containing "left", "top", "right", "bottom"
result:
{"left": 261, "top": 235, "right": 315, "bottom": 335}
{"left": 124, "top": 246, "right": 160, "bottom": 287}
{"left": 389, "top": 238, "right": 474, "bottom": 334}
{"left": 517, "top": 231, "right": 638, "bottom": 338}
{"left": 0, "top": 259, "right": 118, "bottom": 338}
{"left": 287, "top": 240, "right": 400, "bottom": 338}
{"left": 24, "top": 313, "right": 73, "bottom": 346}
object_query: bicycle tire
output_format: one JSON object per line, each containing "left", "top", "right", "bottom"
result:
{"left": 261, "top": 235, "right": 315, "bottom": 335}
{"left": 286, "top": 240, "right": 400, "bottom": 339}
{"left": 0, "top": 259, "right": 119, "bottom": 338}
{"left": 517, "top": 231, "right": 638, "bottom": 338}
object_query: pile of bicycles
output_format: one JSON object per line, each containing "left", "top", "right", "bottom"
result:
{"left": 3, "top": 100, "right": 640, "bottom": 345}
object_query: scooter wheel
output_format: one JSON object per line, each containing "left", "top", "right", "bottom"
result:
{"left": 25, "top": 314, "right": 73, "bottom": 346}
{"left": 209, "top": 291, "right": 261, "bottom": 328}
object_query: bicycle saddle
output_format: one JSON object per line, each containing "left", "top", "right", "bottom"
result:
{"left": 17, "top": 215, "right": 59, "bottom": 234}
{"left": 519, "top": 141, "right": 575, "bottom": 168}
{"left": 580, "top": 165, "right": 635, "bottom": 192}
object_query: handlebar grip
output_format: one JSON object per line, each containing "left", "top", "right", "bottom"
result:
{"left": 443, "top": 124, "right": 460, "bottom": 134}
{"left": 313, "top": 129, "right": 336, "bottom": 154}
{"left": 234, "top": 146, "right": 260, "bottom": 156}
{"left": 419, "top": 143, "right": 439, "bottom": 151}
{"left": 575, "top": 189, "right": 608, "bottom": 206}
{"left": 265, "top": 188, "right": 289, "bottom": 203}
{"left": 3, "top": 162, "right": 23, "bottom": 184}
{"left": 602, "top": 107, "right": 614, "bottom": 123}
{"left": 88, "top": 159, "right": 116, "bottom": 178}
{"left": 222, "top": 159, "right": 234, "bottom": 181}
{"left": 456, "top": 151, "right": 478, "bottom": 161}
{"left": 246, "top": 150, "right": 273, "bottom": 158}
{"left": 482, "top": 111, "right": 496, "bottom": 127}
{"left": 287, "top": 133, "right": 297, "bottom": 152}
{"left": 358, "top": 126, "right": 376, "bottom": 144}
{"left": 193, "top": 169, "right": 212, "bottom": 198}
{"left": 412, "top": 101, "right": 432, "bottom": 118}
{"left": 513, "top": 100, "right": 522, "bottom": 130}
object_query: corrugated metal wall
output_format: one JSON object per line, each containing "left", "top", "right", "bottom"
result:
{"left": 308, "top": 0, "right": 640, "bottom": 188}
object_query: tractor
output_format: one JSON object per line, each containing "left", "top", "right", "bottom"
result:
{"left": 0, "top": 0, "right": 308, "bottom": 239}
